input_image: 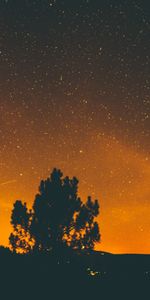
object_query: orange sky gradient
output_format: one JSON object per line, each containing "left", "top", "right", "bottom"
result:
{"left": 0, "top": 133, "right": 149, "bottom": 254}
{"left": 0, "top": 0, "right": 149, "bottom": 255}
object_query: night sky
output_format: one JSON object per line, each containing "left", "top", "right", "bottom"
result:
{"left": 0, "top": 0, "right": 149, "bottom": 253}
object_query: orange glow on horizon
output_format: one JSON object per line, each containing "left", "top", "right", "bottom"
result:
{"left": 0, "top": 134, "right": 149, "bottom": 254}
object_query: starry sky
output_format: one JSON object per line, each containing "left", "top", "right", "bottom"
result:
{"left": 0, "top": 0, "right": 149, "bottom": 253}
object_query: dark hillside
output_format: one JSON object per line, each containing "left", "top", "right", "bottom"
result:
{"left": 0, "top": 247, "right": 149, "bottom": 299}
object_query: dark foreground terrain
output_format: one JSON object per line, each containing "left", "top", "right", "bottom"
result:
{"left": 0, "top": 248, "right": 150, "bottom": 299}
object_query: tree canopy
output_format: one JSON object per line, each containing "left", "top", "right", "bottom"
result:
{"left": 9, "top": 168, "right": 100, "bottom": 254}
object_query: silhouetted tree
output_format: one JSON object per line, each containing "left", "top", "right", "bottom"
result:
{"left": 9, "top": 200, "right": 33, "bottom": 252}
{"left": 9, "top": 168, "right": 100, "bottom": 254}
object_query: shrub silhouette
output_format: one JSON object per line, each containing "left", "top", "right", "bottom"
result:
{"left": 9, "top": 201, "right": 33, "bottom": 253}
{"left": 9, "top": 168, "right": 100, "bottom": 254}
